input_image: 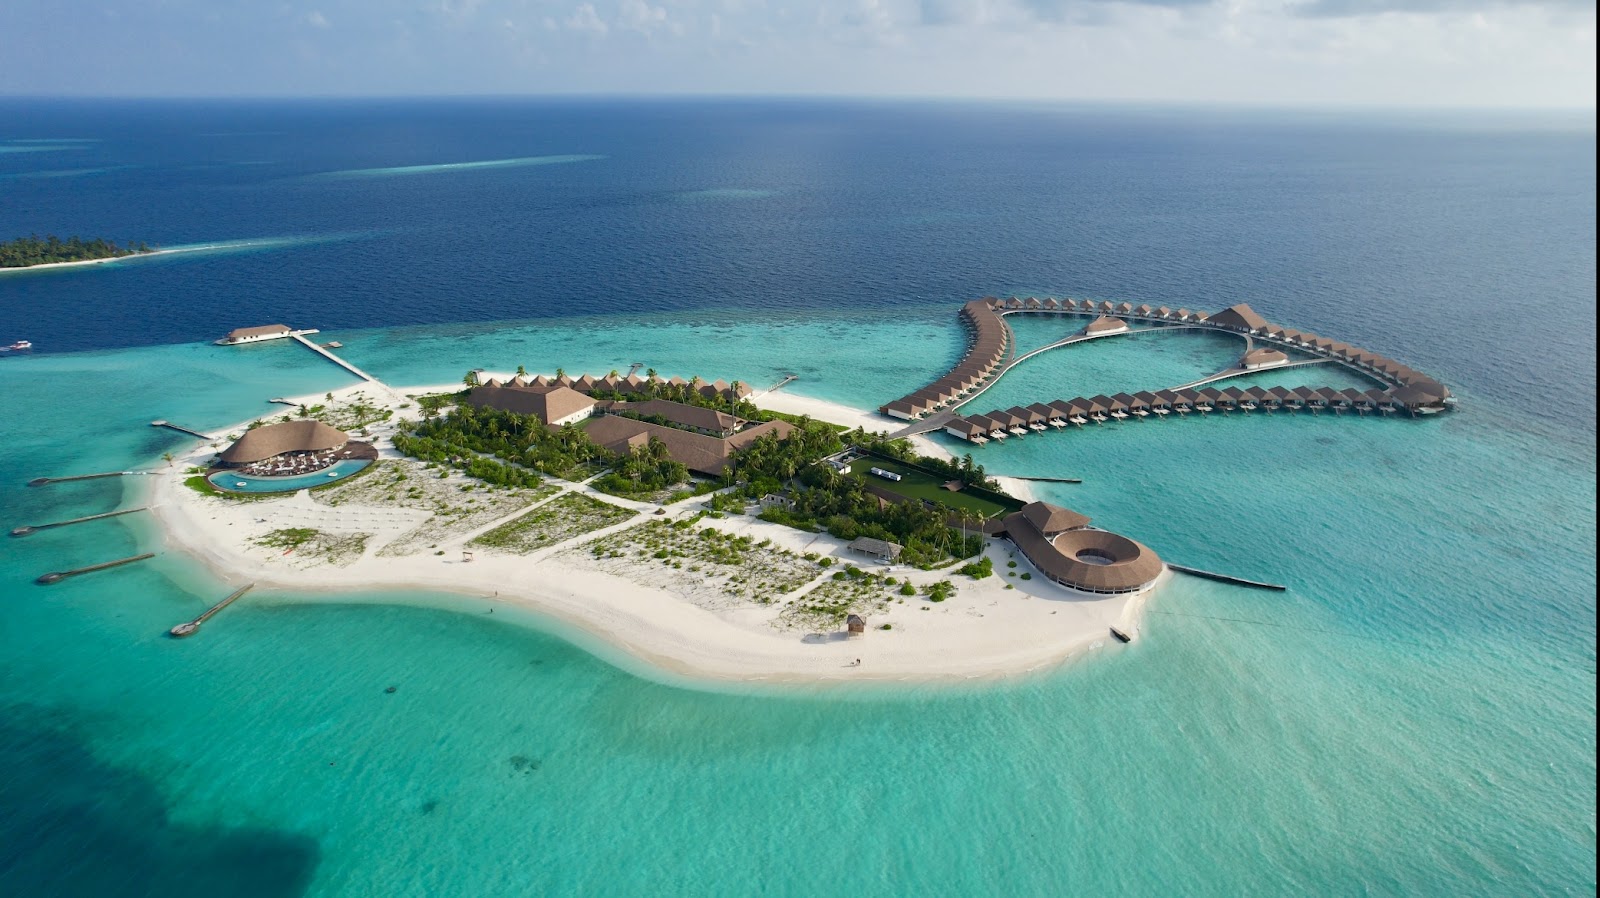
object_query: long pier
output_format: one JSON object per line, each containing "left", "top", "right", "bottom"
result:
{"left": 1170, "top": 357, "right": 1341, "bottom": 392}
{"left": 12, "top": 506, "right": 148, "bottom": 537}
{"left": 36, "top": 552, "right": 156, "bottom": 585}
{"left": 1168, "top": 563, "right": 1286, "bottom": 591}
{"left": 28, "top": 471, "right": 151, "bottom": 487}
{"left": 1009, "top": 476, "right": 1083, "bottom": 485}
{"left": 290, "top": 333, "right": 375, "bottom": 382}
{"left": 150, "top": 420, "right": 212, "bottom": 440}
{"left": 169, "top": 583, "right": 255, "bottom": 637}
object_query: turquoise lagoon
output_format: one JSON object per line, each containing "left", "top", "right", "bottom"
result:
{"left": 0, "top": 309, "right": 1592, "bottom": 896}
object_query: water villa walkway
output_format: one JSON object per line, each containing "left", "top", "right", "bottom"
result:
{"left": 882, "top": 297, "right": 1452, "bottom": 443}
{"left": 290, "top": 333, "right": 376, "bottom": 382}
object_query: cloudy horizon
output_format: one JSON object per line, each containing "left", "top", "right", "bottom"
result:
{"left": 1, "top": 0, "right": 1593, "bottom": 109}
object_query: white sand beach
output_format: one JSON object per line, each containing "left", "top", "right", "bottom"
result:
{"left": 143, "top": 380, "right": 1153, "bottom": 686}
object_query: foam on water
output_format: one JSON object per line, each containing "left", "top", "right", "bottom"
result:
{"left": 314, "top": 154, "right": 606, "bottom": 178}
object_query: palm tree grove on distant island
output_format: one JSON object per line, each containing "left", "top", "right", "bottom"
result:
{"left": 0, "top": 234, "right": 155, "bottom": 267}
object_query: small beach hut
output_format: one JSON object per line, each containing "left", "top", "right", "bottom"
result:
{"left": 846, "top": 614, "right": 867, "bottom": 637}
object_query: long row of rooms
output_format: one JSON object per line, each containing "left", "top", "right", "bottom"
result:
{"left": 478, "top": 371, "right": 753, "bottom": 402}
{"left": 946, "top": 385, "right": 1433, "bottom": 443}
{"left": 988, "top": 297, "right": 1451, "bottom": 406}
{"left": 879, "top": 300, "right": 1011, "bottom": 420}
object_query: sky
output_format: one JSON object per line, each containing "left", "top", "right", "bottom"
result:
{"left": 0, "top": 0, "right": 1593, "bottom": 108}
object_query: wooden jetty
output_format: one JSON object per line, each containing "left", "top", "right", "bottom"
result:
{"left": 28, "top": 471, "right": 147, "bottom": 487}
{"left": 36, "top": 552, "right": 156, "bottom": 585}
{"left": 169, "top": 583, "right": 255, "bottom": 638}
{"left": 1010, "top": 475, "right": 1083, "bottom": 485}
{"left": 268, "top": 397, "right": 300, "bottom": 406}
{"left": 12, "top": 506, "right": 148, "bottom": 537}
{"left": 290, "top": 333, "right": 375, "bottom": 382}
{"left": 766, "top": 373, "right": 798, "bottom": 393}
{"left": 151, "top": 420, "right": 211, "bottom": 440}
{"left": 1168, "top": 563, "right": 1286, "bottom": 591}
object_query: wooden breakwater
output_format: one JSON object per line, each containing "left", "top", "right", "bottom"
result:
{"left": 169, "top": 583, "right": 255, "bottom": 637}
{"left": 36, "top": 553, "right": 156, "bottom": 585}
{"left": 151, "top": 420, "right": 211, "bottom": 440}
{"left": 1168, "top": 563, "right": 1286, "bottom": 591}
{"left": 12, "top": 506, "right": 148, "bottom": 537}
{"left": 28, "top": 471, "right": 148, "bottom": 487}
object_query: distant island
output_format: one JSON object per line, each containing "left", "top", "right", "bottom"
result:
{"left": 0, "top": 234, "right": 155, "bottom": 269}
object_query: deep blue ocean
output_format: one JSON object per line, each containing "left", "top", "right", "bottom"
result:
{"left": 1, "top": 99, "right": 1594, "bottom": 897}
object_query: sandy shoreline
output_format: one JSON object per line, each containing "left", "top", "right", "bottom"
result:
{"left": 140, "top": 379, "right": 1151, "bottom": 687}
{"left": 0, "top": 248, "right": 178, "bottom": 274}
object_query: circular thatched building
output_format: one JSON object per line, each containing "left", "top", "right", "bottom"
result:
{"left": 218, "top": 420, "right": 352, "bottom": 467}
{"left": 1001, "top": 501, "right": 1163, "bottom": 595}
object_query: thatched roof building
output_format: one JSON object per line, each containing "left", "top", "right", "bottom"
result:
{"left": 999, "top": 501, "right": 1162, "bottom": 595}
{"left": 219, "top": 420, "right": 349, "bottom": 465}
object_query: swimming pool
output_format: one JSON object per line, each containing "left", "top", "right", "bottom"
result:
{"left": 207, "top": 458, "right": 372, "bottom": 494}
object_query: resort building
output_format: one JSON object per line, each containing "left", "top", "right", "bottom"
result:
{"left": 582, "top": 414, "right": 795, "bottom": 477}
{"left": 1207, "top": 304, "right": 1270, "bottom": 334}
{"left": 1084, "top": 315, "right": 1129, "bottom": 336}
{"left": 216, "top": 420, "right": 375, "bottom": 475}
{"left": 217, "top": 324, "right": 294, "bottom": 345}
{"left": 468, "top": 383, "right": 596, "bottom": 426}
{"left": 999, "top": 501, "right": 1164, "bottom": 595}
{"left": 1241, "top": 348, "right": 1289, "bottom": 370}
{"left": 848, "top": 536, "right": 904, "bottom": 563}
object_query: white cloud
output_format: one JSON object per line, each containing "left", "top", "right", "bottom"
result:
{"left": 564, "top": 3, "right": 610, "bottom": 35}
{"left": 304, "top": 10, "right": 330, "bottom": 28}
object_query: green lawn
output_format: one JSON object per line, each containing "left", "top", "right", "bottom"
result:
{"left": 846, "top": 458, "right": 1017, "bottom": 519}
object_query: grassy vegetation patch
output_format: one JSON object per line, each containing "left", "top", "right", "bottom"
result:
{"left": 253, "top": 527, "right": 371, "bottom": 566}
{"left": 780, "top": 570, "right": 898, "bottom": 633}
{"left": 847, "top": 457, "right": 1014, "bottom": 519}
{"left": 577, "top": 518, "right": 823, "bottom": 610}
{"left": 469, "top": 493, "right": 635, "bottom": 554}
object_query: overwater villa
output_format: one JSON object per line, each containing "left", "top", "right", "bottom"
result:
{"left": 894, "top": 297, "right": 1453, "bottom": 442}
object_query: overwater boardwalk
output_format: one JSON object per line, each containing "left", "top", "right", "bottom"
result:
{"left": 883, "top": 297, "right": 1452, "bottom": 443}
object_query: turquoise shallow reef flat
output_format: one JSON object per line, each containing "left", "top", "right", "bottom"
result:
{"left": 1, "top": 310, "right": 1592, "bottom": 897}
{"left": 0, "top": 100, "right": 1593, "bottom": 896}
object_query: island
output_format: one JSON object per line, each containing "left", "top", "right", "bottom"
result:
{"left": 147, "top": 361, "right": 1159, "bottom": 683}
{"left": 140, "top": 297, "right": 1448, "bottom": 683}
{"left": 0, "top": 234, "right": 155, "bottom": 269}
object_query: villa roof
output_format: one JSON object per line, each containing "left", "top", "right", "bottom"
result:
{"left": 1020, "top": 501, "right": 1091, "bottom": 536}
{"left": 1085, "top": 315, "right": 1127, "bottom": 335}
{"left": 1208, "top": 303, "right": 1272, "bottom": 332}
{"left": 1003, "top": 508, "right": 1163, "bottom": 593}
{"left": 848, "top": 537, "right": 904, "bottom": 559}
{"left": 223, "top": 324, "right": 291, "bottom": 341}
{"left": 583, "top": 415, "right": 794, "bottom": 476}
{"left": 1242, "top": 347, "right": 1288, "bottom": 366}
{"left": 468, "top": 384, "right": 596, "bottom": 424}
{"left": 219, "top": 419, "right": 349, "bottom": 464}
{"left": 624, "top": 398, "right": 742, "bottom": 433}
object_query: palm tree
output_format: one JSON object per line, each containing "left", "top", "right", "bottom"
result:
{"left": 516, "top": 365, "right": 527, "bottom": 377}
{"left": 646, "top": 367, "right": 657, "bottom": 381}
{"left": 161, "top": 451, "right": 175, "bottom": 468}
{"left": 462, "top": 370, "right": 480, "bottom": 388}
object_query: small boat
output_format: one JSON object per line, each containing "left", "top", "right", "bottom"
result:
{"left": 0, "top": 340, "right": 33, "bottom": 353}
{"left": 1109, "top": 627, "right": 1133, "bottom": 644}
